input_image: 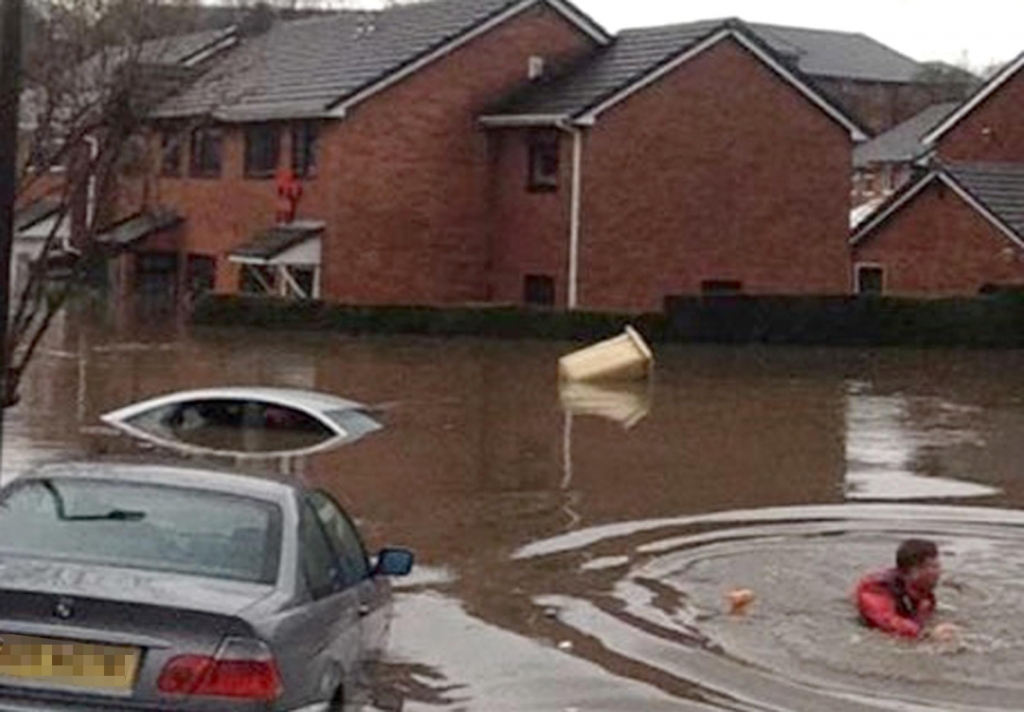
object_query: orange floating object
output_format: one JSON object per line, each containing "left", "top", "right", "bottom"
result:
{"left": 726, "top": 588, "right": 755, "bottom": 614}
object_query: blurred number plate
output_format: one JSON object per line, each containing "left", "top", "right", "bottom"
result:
{"left": 0, "top": 632, "right": 139, "bottom": 691}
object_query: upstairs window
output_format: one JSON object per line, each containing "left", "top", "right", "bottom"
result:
{"left": 244, "top": 124, "right": 280, "bottom": 178}
{"left": 527, "top": 129, "right": 559, "bottom": 192}
{"left": 161, "top": 131, "right": 182, "bottom": 177}
{"left": 292, "top": 122, "right": 318, "bottom": 178}
{"left": 190, "top": 126, "right": 222, "bottom": 178}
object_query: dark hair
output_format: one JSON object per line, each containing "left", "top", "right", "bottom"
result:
{"left": 896, "top": 539, "right": 938, "bottom": 572}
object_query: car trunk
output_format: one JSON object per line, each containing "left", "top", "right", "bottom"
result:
{"left": 0, "top": 558, "right": 276, "bottom": 705}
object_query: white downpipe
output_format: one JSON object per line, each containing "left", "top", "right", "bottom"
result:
{"left": 84, "top": 135, "right": 99, "bottom": 233}
{"left": 568, "top": 127, "right": 583, "bottom": 309}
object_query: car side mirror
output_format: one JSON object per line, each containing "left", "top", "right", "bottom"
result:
{"left": 375, "top": 547, "right": 414, "bottom": 577}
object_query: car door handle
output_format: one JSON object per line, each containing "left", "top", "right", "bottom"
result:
{"left": 358, "top": 603, "right": 371, "bottom": 617}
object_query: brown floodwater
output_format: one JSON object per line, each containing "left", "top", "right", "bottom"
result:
{"left": 7, "top": 307, "right": 1024, "bottom": 711}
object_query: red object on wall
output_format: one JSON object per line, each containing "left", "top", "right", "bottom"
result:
{"left": 275, "top": 169, "right": 302, "bottom": 223}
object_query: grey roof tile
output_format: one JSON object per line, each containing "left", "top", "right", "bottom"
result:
{"left": 14, "top": 198, "right": 62, "bottom": 232}
{"left": 853, "top": 102, "right": 959, "bottom": 168}
{"left": 155, "top": 0, "right": 527, "bottom": 121}
{"left": 749, "top": 23, "right": 921, "bottom": 82}
{"left": 231, "top": 221, "right": 325, "bottom": 260}
{"left": 95, "top": 209, "right": 183, "bottom": 247}
{"left": 492, "top": 18, "right": 925, "bottom": 118}
{"left": 947, "top": 162, "right": 1024, "bottom": 238}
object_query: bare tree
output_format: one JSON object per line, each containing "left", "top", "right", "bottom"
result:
{"left": 6, "top": 0, "right": 196, "bottom": 408}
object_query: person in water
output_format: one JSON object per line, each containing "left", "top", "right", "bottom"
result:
{"left": 855, "top": 538, "right": 958, "bottom": 640}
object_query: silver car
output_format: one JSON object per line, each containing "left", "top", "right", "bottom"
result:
{"left": 0, "top": 462, "right": 413, "bottom": 711}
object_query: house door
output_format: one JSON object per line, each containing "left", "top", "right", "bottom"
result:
{"left": 134, "top": 252, "right": 179, "bottom": 311}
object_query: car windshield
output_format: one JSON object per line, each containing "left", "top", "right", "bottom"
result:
{"left": 0, "top": 478, "right": 282, "bottom": 584}
{"left": 123, "top": 398, "right": 335, "bottom": 455}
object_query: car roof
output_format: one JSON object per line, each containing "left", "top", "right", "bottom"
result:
{"left": 13, "top": 461, "right": 301, "bottom": 504}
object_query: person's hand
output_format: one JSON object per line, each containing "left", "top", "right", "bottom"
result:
{"left": 930, "top": 623, "right": 960, "bottom": 642}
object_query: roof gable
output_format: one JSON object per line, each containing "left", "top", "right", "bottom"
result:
{"left": 851, "top": 163, "right": 1024, "bottom": 249}
{"left": 924, "top": 53, "right": 1024, "bottom": 146}
{"left": 154, "top": 0, "right": 608, "bottom": 122}
{"left": 484, "top": 20, "right": 865, "bottom": 139}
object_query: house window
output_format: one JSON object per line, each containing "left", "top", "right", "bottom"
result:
{"left": 244, "top": 124, "right": 280, "bottom": 178}
{"left": 292, "top": 122, "right": 318, "bottom": 178}
{"left": 190, "top": 126, "right": 222, "bottom": 177}
{"left": 523, "top": 274, "right": 555, "bottom": 306}
{"left": 701, "top": 280, "right": 743, "bottom": 295}
{"left": 856, "top": 264, "right": 884, "bottom": 295}
{"left": 161, "top": 131, "right": 182, "bottom": 176}
{"left": 527, "top": 129, "right": 559, "bottom": 192}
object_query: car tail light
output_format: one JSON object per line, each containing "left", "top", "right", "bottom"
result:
{"left": 157, "top": 637, "right": 282, "bottom": 700}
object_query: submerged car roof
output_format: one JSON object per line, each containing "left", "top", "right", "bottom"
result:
{"left": 15, "top": 462, "right": 298, "bottom": 503}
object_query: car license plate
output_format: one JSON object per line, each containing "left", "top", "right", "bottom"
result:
{"left": 0, "top": 632, "right": 140, "bottom": 691}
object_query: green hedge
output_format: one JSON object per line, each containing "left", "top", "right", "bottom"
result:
{"left": 192, "top": 294, "right": 668, "bottom": 342}
{"left": 192, "top": 293, "right": 1024, "bottom": 347}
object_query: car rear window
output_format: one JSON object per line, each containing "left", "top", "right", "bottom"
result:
{"left": 0, "top": 478, "right": 282, "bottom": 584}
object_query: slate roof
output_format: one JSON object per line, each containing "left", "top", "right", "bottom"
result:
{"left": 95, "top": 210, "right": 183, "bottom": 247}
{"left": 489, "top": 18, "right": 924, "bottom": 119}
{"left": 230, "top": 221, "right": 325, "bottom": 261}
{"left": 947, "top": 162, "right": 1024, "bottom": 238}
{"left": 136, "top": 26, "right": 238, "bottom": 66}
{"left": 853, "top": 102, "right": 959, "bottom": 168}
{"left": 155, "top": 0, "right": 598, "bottom": 122}
{"left": 749, "top": 23, "right": 921, "bottom": 82}
{"left": 14, "top": 199, "right": 62, "bottom": 233}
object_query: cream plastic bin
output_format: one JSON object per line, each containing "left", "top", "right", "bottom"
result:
{"left": 558, "top": 326, "right": 654, "bottom": 382}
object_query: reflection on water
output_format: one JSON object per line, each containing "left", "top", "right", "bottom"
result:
{"left": 845, "top": 383, "right": 1000, "bottom": 500}
{"left": 7, "top": 309, "right": 1024, "bottom": 710}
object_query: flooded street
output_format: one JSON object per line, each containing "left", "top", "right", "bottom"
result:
{"left": 7, "top": 309, "right": 1024, "bottom": 711}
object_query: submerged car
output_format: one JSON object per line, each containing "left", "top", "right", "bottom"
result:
{"left": 100, "top": 387, "right": 383, "bottom": 459}
{"left": 0, "top": 462, "right": 413, "bottom": 711}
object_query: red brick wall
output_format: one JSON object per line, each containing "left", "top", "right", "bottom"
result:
{"left": 492, "top": 38, "right": 853, "bottom": 313}
{"left": 938, "top": 69, "right": 1024, "bottom": 163}
{"left": 487, "top": 129, "right": 571, "bottom": 304}
{"left": 853, "top": 180, "right": 1024, "bottom": 294}
{"left": 145, "top": 126, "right": 277, "bottom": 291}
{"left": 315, "top": 3, "right": 594, "bottom": 304}
{"left": 144, "top": 3, "right": 596, "bottom": 302}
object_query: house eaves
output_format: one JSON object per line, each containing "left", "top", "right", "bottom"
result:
{"left": 923, "top": 52, "right": 1024, "bottom": 146}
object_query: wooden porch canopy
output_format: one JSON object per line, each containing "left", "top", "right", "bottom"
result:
{"left": 228, "top": 221, "right": 324, "bottom": 299}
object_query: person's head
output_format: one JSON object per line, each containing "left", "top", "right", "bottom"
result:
{"left": 896, "top": 538, "right": 940, "bottom": 591}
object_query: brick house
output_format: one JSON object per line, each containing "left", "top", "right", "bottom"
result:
{"left": 851, "top": 53, "right": 1024, "bottom": 296}
{"left": 109, "top": 4, "right": 887, "bottom": 312}
{"left": 482, "top": 19, "right": 864, "bottom": 311}
{"left": 112, "top": 0, "right": 608, "bottom": 306}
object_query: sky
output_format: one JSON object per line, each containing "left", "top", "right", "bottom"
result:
{"left": 569, "top": 0, "right": 1022, "bottom": 70}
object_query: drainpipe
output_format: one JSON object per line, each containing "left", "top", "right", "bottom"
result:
{"left": 80, "top": 135, "right": 99, "bottom": 254}
{"left": 556, "top": 120, "right": 584, "bottom": 309}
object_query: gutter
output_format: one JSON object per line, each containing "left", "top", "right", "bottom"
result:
{"left": 555, "top": 119, "right": 584, "bottom": 309}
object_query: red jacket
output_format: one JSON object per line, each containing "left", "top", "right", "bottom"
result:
{"left": 855, "top": 568, "right": 935, "bottom": 638}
